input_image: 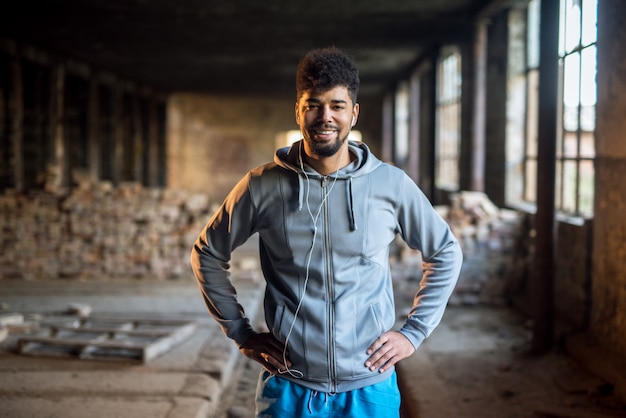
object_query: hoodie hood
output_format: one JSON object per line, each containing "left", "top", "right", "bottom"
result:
{"left": 274, "top": 140, "right": 382, "bottom": 230}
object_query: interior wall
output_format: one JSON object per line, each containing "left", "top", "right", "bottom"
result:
{"left": 166, "top": 94, "right": 295, "bottom": 202}
{"left": 591, "top": 0, "right": 626, "bottom": 356}
{"left": 505, "top": 213, "right": 593, "bottom": 336}
{"left": 554, "top": 219, "right": 592, "bottom": 332}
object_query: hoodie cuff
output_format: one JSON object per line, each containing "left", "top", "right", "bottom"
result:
{"left": 232, "top": 325, "right": 258, "bottom": 348}
{"left": 398, "top": 327, "right": 427, "bottom": 350}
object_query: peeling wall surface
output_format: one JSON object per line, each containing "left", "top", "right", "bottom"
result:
{"left": 591, "top": 0, "right": 626, "bottom": 356}
{"left": 592, "top": 159, "right": 626, "bottom": 354}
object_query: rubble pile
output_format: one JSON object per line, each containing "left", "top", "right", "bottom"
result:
{"left": 0, "top": 182, "right": 214, "bottom": 280}
{"left": 392, "top": 191, "right": 526, "bottom": 307}
{"left": 443, "top": 191, "right": 525, "bottom": 305}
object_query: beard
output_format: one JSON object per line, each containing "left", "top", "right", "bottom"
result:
{"left": 304, "top": 128, "right": 349, "bottom": 157}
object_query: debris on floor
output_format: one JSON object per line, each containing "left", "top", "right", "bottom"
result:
{"left": 3, "top": 304, "right": 196, "bottom": 362}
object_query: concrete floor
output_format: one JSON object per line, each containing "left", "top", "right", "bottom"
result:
{"left": 1, "top": 246, "right": 626, "bottom": 417}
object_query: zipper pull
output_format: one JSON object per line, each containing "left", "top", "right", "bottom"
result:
{"left": 322, "top": 176, "right": 327, "bottom": 188}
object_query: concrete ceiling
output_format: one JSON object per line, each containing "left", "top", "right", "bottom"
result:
{"left": 1, "top": 0, "right": 505, "bottom": 99}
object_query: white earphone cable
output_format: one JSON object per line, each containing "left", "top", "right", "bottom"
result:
{"left": 280, "top": 141, "right": 347, "bottom": 378}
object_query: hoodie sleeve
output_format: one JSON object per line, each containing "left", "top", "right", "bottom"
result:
{"left": 190, "top": 172, "right": 258, "bottom": 347}
{"left": 395, "top": 174, "right": 463, "bottom": 349}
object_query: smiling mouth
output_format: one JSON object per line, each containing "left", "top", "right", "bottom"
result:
{"left": 311, "top": 128, "right": 338, "bottom": 138}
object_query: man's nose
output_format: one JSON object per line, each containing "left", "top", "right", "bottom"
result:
{"left": 320, "top": 105, "right": 333, "bottom": 122}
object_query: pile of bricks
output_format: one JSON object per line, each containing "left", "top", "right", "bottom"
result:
{"left": 0, "top": 182, "right": 214, "bottom": 280}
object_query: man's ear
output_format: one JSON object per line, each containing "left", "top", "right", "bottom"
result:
{"left": 351, "top": 103, "right": 360, "bottom": 126}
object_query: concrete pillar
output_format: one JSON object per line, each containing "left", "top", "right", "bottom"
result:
{"left": 532, "top": 0, "right": 560, "bottom": 353}
{"left": 591, "top": 0, "right": 626, "bottom": 355}
{"left": 471, "top": 21, "right": 488, "bottom": 193}
{"left": 381, "top": 92, "right": 394, "bottom": 163}
{"left": 112, "top": 85, "right": 123, "bottom": 185}
{"left": 88, "top": 78, "right": 101, "bottom": 181}
{"left": 132, "top": 94, "right": 143, "bottom": 183}
{"left": 485, "top": 10, "right": 510, "bottom": 208}
{"left": 408, "top": 71, "right": 420, "bottom": 183}
{"left": 9, "top": 49, "right": 23, "bottom": 191}
{"left": 51, "top": 64, "right": 69, "bottom": 189}
{"left": 147, "top": 98, "right": 159, "bottom": 187}
{"left": 419, "top": 59, "right": 436, "bottom": 201}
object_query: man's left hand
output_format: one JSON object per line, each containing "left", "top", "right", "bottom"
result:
{"left": 365, "top": 331, "right": 415, "bottom": 373}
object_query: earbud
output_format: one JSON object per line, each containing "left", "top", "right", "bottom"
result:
{"left": 351, "top": 116, "right": 355, "bottom": 126}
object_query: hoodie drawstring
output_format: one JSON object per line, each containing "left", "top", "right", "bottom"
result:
{"left": 307, "top": 390, "right": 329, "bottom": 414}
{"left": 346, "top": 177, "right": 357, "bottom": 231}
{"left": 297, "top": 173, "right": 304, "bottom": 211}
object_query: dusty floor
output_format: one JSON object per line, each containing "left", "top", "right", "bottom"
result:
{"left": 2, "top": 237, "right": 625, "bottom": 418}
{"left": 400, "top": 305, "right": 626, "bottom": 418}
{"left": 211, "top": 241, "right": 626, "bottom": 418}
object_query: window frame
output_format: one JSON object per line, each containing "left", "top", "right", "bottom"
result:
{"left": 556, "top": 0, "right": 597, "bottom": 218}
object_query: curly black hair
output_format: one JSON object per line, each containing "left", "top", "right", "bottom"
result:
{"left": 296, "top": 47, "right": 360, "bottom": 103}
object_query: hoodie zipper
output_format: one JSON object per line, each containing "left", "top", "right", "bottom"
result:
{"left": 321, "top": 175, "right": 337, "bottom": 392}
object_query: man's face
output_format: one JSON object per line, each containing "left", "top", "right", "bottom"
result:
{"left": 295, "top": 86, "right": 359, "bottom": 157}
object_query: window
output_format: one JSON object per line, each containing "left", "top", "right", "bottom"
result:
{"left": 524, "top": 0, "right": 541, "bottom": 204}
{"left": 506, "top": 0, "right": 597, "bottom": 217}
{"left": 557, "top": 0, "right": 597, "bottom": 217}
{"left": 506, "top": 0, "right": 540, "bottom": 207}
{"left": 394, "top": 81, "right": 410, "bottom": 169}
{"left": 435, "top": 48, "right": 461, "bottom": 191}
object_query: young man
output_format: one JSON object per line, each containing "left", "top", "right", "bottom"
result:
{"left": 190, "top": 47, "right": 463, "bottom": 417}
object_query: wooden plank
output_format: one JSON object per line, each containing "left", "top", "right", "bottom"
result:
{"left": 17, "top": 318, "right": 197, "bottom": 362}
{"left": 142, "top": 321, "right": 196, "bottom": 362}
{"left": 52, "top": 326, "right": 171, "bottom": 338}
{"left": 79, "top": 316, "right": 195, "bottom": 328}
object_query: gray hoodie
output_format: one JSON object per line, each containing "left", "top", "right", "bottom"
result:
{"left": 190, "top": 140, "right": 462, "bottom": 393}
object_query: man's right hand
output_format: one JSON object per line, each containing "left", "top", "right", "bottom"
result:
{"left": 239, "top": 332, "right": 292, "bottom": 374}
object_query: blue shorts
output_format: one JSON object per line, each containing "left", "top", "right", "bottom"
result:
{"left": 255, "top": 370, "right": 401, "bottom": 418}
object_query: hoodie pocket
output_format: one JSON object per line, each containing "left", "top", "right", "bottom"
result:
{"left": 272, "top": 304, "right": 308, "bottom": 378}
{"left": 338, "top": 302, "right": 386, "bottom": 378}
